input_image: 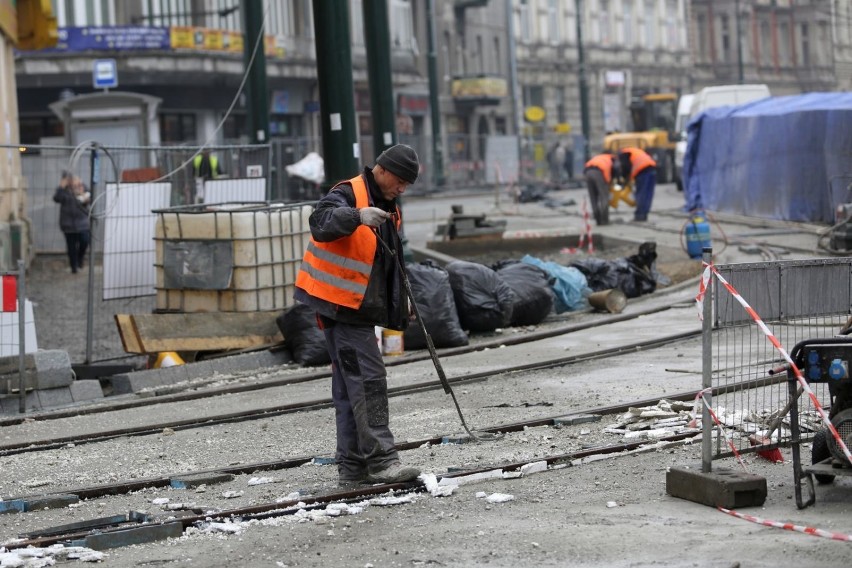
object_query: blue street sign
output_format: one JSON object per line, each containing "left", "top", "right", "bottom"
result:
{"left": 93, "top": 59, "right": 118, "bottom": 89}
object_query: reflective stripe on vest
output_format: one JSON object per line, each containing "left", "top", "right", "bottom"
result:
{"left": 193, "top": 154, "right": 219, "bottom": 179}
{"left": 295, "top": 174, "right": 378, "bottom": 310}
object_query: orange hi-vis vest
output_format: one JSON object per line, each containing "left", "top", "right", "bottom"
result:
{"left": 584, "top": 154, "right": 615, "bottom": 183}
{"left": 621, "top": 147, "right": 657, "bottom": 179}
{"left": 295, "top": 174, "right": 399, "bottom": 310}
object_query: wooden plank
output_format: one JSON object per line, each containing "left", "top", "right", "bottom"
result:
{"left": 114, "top": 312, "right": 283, "bottom": 354}
{"left": 114, "top": 314, "right": 144, "bottom": 354}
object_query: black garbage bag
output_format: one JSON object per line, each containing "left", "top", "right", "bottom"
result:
{"left": 493, "top": 260, "right": 556, "bottom": 326}
{"left": 446, "top": 260, "right": 516, "bottom": 332}
{"left": 570, "top": 242, "right": 659, "bottom": 299}
{"left": 276, "top": 304, "right": 330, "bottom": 366}
{"left": 403, "top": 261, "right": 469, "bottom": 349}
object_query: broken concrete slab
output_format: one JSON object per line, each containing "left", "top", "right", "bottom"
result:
{"left": 666, "top": 464, "right": 767, "bottom": 509}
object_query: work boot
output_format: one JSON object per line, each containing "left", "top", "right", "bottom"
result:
{"left": 366, "top": 462, "right": 421, "bottom": 484}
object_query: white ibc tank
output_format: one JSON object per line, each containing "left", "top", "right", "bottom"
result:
{"left": 154, "top": 202, "right": 313, "bottom": 313}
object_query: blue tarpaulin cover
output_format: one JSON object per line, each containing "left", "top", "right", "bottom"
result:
{"left": 683, "top": 92, "right": 852, "bottom": 223}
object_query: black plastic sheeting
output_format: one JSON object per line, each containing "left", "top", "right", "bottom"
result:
{"left": 493, "top": 260, "right": 556, "bottom": 326}
{"left": 403, "top": 261, "right": 469, "bottom": 349}
{"left": 446, "top": 260, "right": 516, "bottom": 332}
{"left": 276, "top": 304, "right": 331, "bottom": 366}
{"left": 683, "top": 92, "right": 852, "bottom": 223}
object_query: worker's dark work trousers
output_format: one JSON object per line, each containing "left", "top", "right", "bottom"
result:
{"left": 633, "top": 168, "right": 656, "bottom": 221}
{"left": 584, "top": 167, "right": 610, "bottom": 225}
{"left": 322, "top": 321, "right": 399, "bottom": 480}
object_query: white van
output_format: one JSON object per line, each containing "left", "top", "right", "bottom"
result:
{"left": 674, "top": 84, "right": 771, "bottom": 190}
{"left": 673, "top": 93, "right": 694, "bottom": 190}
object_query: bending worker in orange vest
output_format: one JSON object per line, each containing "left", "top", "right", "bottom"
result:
{"left": 294, "top": 144, "right": 422, "bottom": 488}
{"left": 583, "top": 152, "right": 618, "bottom": 225}
{"left": 618, "top": 147, "right": 657, "bottom": 222}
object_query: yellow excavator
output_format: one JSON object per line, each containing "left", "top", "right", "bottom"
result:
{"left": 603, "top": 92, "right": 678, "bottom": 184}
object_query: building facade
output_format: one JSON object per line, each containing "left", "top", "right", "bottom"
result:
{"left": 12, "top": 0, "right": 851, "bottom": 190}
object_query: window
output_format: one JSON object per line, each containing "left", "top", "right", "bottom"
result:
{"left": 801, "top": 23, "right": 809, "bottom": 66}
{"left": 19, "top": 116, "right": 63, "bottom": 146}
{"left": 599, "top": 0, "right": 611, "bottom": 45}
{"left": 720, "top": 15, "right": 730, "bottom": 63}
{"left": 564, "top": 1, "right": 576, "bottom": 44}
{"left": 139, "top": 0, "right": 193, "bottom": 27}
{"left": 546, "top": 0, "right": 559, "bottom": 44}
{"left": 350, "top": 0, "right": 365, "bottom": 47}
{"left": 519, "top": 0, "right": 532, "bottom": 44}
{"left": 696, "top": 14, "right": 707, "bottom": 62}
{"left": 778, "top": 22, "right": 790, "bottom": 66}
{"left": 160, "top": 113, "right": 197, "bottom": 144}
{"left": 623, "top": 0, "right": 634, "bottom": 47}
{"left": 644, "top": 0, "right": 656, "bottom": 49}
{"left": 522, "top": 84, "right": 544, "bottom": 108}
{"left": 390, "top": 0, "right": 413, "bottom": 49}
{"left": 760, "top": 20, "right": 771, "bottom": 66}
{"left": 493, "top": 36, "right": 501, "bottom": 75}
{"left": 665, "top": 0, "right": 677, "bottom": 47}
{"left": 476, "top": 35, "right": 484, "bottom": 74}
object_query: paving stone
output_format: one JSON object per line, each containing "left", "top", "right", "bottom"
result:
{"left": 69, "top": 379, "right": 104, "bottom": 401}
{"left": 666, "top": 464, "right": 767, "bottom": 509}
{"left": 0, "top": 350, "right": 73, "bottom": 393}
{"left": 0, "top": 391, "right": 40, "bottom": 415}
{"left": 183, "top": 359, "right": 219, "bottom": 381}
{"left": 36, "top": 387, "right": 74, "bottom": 409}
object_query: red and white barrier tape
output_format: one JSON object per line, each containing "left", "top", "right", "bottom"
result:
{"left": 695, "top": 389, "right": 748, "bottom": 471}
{"left": 695, "top": 262, "right": 852, "bottom": 465}
{"left": 560, "top": 198, "right": 594, "bottom": 255}
{"left": 718, "top": 507, "right": 852, "bottom": 542}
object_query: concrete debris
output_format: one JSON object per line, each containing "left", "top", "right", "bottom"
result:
{"left": 221, "top": 491, "right": 243, "bottom": 499}
{"left": 602, "top": 399, "right": 794, "bottom": 443}
{"left": 420, "top": 473, "right": 456, "bottom": 497}
{"left": 247, "top": 476, "right": 276, "bottom": 485}
{"left": 482, "top": 493, "right": 514, "bottom": 504}
{"left": 151, "top": 497, "right": 170, "bottom": 505}
{"left": 439, "top": 469, "right": 503, "bottom": 487}
{"left": 0, "top": 544, "right": 105, "bottom": 565}
{"left": 519, "top": 461, "right": 548, "bottom": 476}
{"left": 606, "top": 501, "right": 619, "bottom": 508}
{"left": 368, "top": 494, "right": 416, "bottom": 506}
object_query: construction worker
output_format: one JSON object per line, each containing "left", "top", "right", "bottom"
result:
{"left": 192, "top": 148, "right": 223, "bottom": 181}
{"left": 583, "top": 152, "right": 617, "bottom": 225}
{"left": 294, "top": 144, "right": 422, "bottom": 488}
{"left": 618, "top": 147, "right": 657, "bottom": 222}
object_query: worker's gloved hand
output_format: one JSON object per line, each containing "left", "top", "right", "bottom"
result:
{"left": 359, "top": 207, "right": 390, "bottom": 227}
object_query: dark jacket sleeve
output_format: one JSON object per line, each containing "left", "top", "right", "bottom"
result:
{"left": 308, "top": 184, "right": 363, "bottom": 242}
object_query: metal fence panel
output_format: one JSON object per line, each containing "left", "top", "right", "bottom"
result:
{"left": 709, "top": 258, "right": 852, "bottom": 460}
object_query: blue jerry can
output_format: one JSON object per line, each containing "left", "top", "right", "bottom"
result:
{"left": 685, "top": 214, "right": 711, "bottom": 259}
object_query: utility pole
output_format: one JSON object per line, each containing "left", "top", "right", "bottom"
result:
{"left": 505, "top": 0, "right": 523, "bottom": 179}
{"left": 363, "top": 0, "right": 396, "bottom": 161}
{"left": 426, "top": 0, "right": 445, "bottom": 187}
{"left": 735, "top": 0, "right": 745, "bottom": 83}
{"left": 312, "top": 0, "right": 359, "bottom": 191}
{"left": 242, "top": 0, "right": 269, "bottom": 144}
{"left": 575, "top": 0, "right": 591, "bottom": 162}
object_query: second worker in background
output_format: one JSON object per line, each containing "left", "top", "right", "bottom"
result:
{"left": 618, "top": 147, "right": 657, "bottom": 222}
{"left": 294, "top": 144, "right": 422, "bottom": 487}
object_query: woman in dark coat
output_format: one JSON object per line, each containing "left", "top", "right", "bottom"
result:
{"left": 53, "top": 172, "right": 91, "bottom": 274}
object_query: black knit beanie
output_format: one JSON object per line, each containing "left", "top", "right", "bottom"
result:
{"left": 376, "top": 144, "right": 419, "bottom": 184}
